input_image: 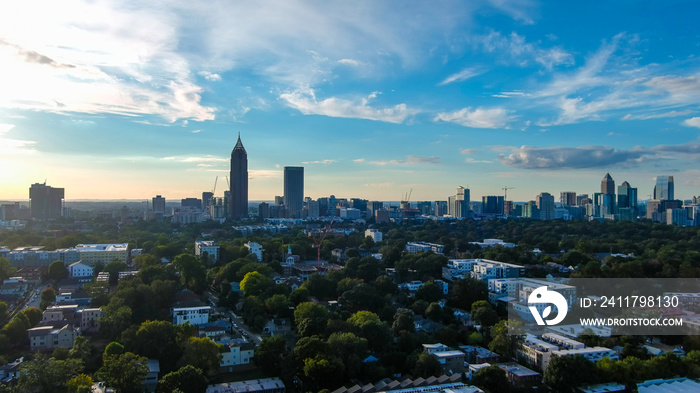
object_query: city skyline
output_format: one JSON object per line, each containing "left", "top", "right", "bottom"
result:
{"left": 2, "top": 2, "right": 700, "bottom": 201}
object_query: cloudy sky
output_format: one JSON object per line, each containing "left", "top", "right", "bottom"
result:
{"left": 2, "top": 0, "right": 700, "bottom": 202}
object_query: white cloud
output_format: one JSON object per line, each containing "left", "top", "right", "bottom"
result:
{"left": 438, "top": 68, "right": 485, "bottom": 86}
{"left": 338, "top": 59, "right": 361, "bottom": 66}
{"left": 192, "top": 129, "right": 202, "bottom": 133}
{"left": 465, "top": 158, "right": 492, "bottom": 164}
{"left": 163, "top": 155, "right": 226, "bottom": 163}
{"left": 301, "top": 159, "right": 337, "bottom": 165}
{"left": 280, "top": 88, "right": 418, "bottom": 124}
{"left": 353, "top": 158, "right": 365, "bottom": 163}
{"left": 475, "top": 31, "right": 574, "bottom": 70}
{"left": 622, "top": 110, "right": 695, "bottom": 121}
{"left": 364, "top": 182, "right": 396, "bottom": 187}
{"left": 370, "top": 155, "right": 441, "bottom": 165}
{"left": 683, "top": 117, "right": 700, "bottom": 129}
{"left": 0, "top": 123, "right": 15, "bottom": 135}
{"left": 435, "top": 107, "right": 513, "bottom": 129}
{"left": 460, "top": 149, "right": 478, "bottom": 155}
{"left": 199, "top": 71, "right": 222, "bottom": 81}
{"left": 249, "top": 170, "right": 282, "bottom": 179}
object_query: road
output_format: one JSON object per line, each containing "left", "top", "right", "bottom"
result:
{"left": 228, "top": 311, "right": 262, "bottom": 345}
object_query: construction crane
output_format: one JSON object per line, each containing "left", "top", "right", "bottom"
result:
{"left": 312, "top": 219, "right": 334, "bottom": 266}
{"left": 212, "top": 176, "right": 218, "bottom": 195}
{"left": 400, "top": 188, "right": 413, "bottom": 209}
{"left": 502, "top": 186, "right": 515, "bottom": 202}
{"left": 225, "top": 176, "right": 230, "bottom": 189}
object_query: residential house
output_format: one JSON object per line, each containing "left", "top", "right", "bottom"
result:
{"left": 263, "top": 319, "right": 292, "bottom": 336}
{"left": 27, "top": 324, "right": 78, "bottom": 351}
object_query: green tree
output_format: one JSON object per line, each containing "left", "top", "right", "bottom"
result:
{"left": 98, "top": 352, "right": 150, "bottom": 393}
{"left": 240, "top": 271, "right": 274, "bottom": 297}
{"left": 328, "top": 332, "right": 368, "bottom": 379}
{"left": 255, "top": 335, "right": 289, "bottom": 375}
{"left": 416, "top": 281, "right": 442, "bottom": 303}
{"left": 488, "top": 320, "right": 522, "bottom": 359}
{"left": 543, "top": 355, "right": 598, "bottom": 393}
{"left": 127, "top": 320, "right": 188, "bottom": 374}
{"left": 104, "top": 260, "right": 127, "bottom": 285}
{"left": 157, "top": 365, "right": 208, "bottom": 393}
{"left": 0, "top": 302, "right": 8, "bottom": 323}
{"left": 17, "top": 355, "right": 84, "bottom": 392}
{"left": 67, "top": 374, "right": 94, "bottom": 393}
{"left": 294, "top": 302, "right": 331, "bottom": 337}
{"left": 471, "top": 300, "right": 498, "bottom": 327}
{"left": 173, "top": 254, "right": 207, "bottom": 293}
{"left": 47, "top": 261, "right": 69, "bottom": 281}
{"left": 0, "top": 257, "right": 16, "bottom": 282}
{"left": 178, "top": 337, "right": 222, "bottom": 376}
{"left": 23, "top": 307, "right": 42, "bottom": 326}
{"left": 412, "top": 352, "right": 441, "bottom": 378}
{"left": 101, "top": 298, "right": 133, "bottom": 340}
{"left": 303, "top": 355, "right": 344, "bottom": 391}
{"left": 104, "top": 341, "right": 125, "bottom": 358}
{"left": 40, "top": 286, "right": 57, "bottom": 309}
{"left": 392, "top": 309, "right": 415, "bottom": 335}
{"left": 449, "top": 277, "right": 488, "bottom": 310}
{"left": 472, "top": 365, "right": 511, "bottom": 393}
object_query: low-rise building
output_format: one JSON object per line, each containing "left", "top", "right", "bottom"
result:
{"left": 68, "top": 261, "right": 93, "bottom": 278}
{"left": 551, "top": 347, "right": 618, "bottom": 363}
{"left": 172, "top": 306, "right": 211, "bottom": 326}
{"left": 0, "top": 357, "right": 23, "bottom": 385}
{"left": 220, "top": 341, "right": 255, "bottom": 372}
{"left": 207, "top": 377, "right": 286, "bottom": 393}
{"left": 365, "top": 229, "right": 383, "bottom": 242}
{"left": 79, "top": 308, "right": 104, "bottom": 334}
{"left": 496, "top": 362, "right": 540, "bottom": 387}
{"left": 406, "top": 242, "right": 444, "bottom": 255}
{"left": 142, "top": 359, "right": 160, "bottom": 393}
{"left": 195, "top": 241, "right": 220, "bottom": 263}
{"left": 459, "top": 346, "right": 500, "bottom": 364}
{"left": 263, "top": 318, "right": 292, "bottom": 336}
{"left": 27, "top": 324, "right": 78, "bottom": 351}
{"left": 245, "top": 242, "right": 263, "bottom": 261}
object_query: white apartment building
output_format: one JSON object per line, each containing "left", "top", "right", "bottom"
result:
{"left": 74, "top": 243, "right": 129, "bottom": 264}
{"left": 220, "top": 341, "right": 255, "bottom": 371}
{"left": 27, "top": 324, "right": 78, "bottom": 351}
{"left": 195, "top": 241, "right": 220, "bottom": 262}
{"left": 405, "top": 242, "right": 444, "bottom": 255}
{"left": 68, "top": 261, "right": 94, "bottom": 277}
{"left": 245, "top": 242, "right": 263, "bottom": 261}
{"left": 172, "top": 306, "right": 211, "bottom": 326}
{"left": 552, "top": 347, "right": 618, "bottom": 363}
{"left": 365, "top": 229, "right": 383, "bottom": 242}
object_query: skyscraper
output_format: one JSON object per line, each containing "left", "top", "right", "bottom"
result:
{"left": 230, "top": 133, "right": 248, "bottom": 219}
{"left": 536, "top": 192, "right": 555, "bottom": 220}
{"left": 617, "top": 181, "right": 637, "bottom": 209}
{"left": 29, "top": 182, "right": 64, "bottom": 220}
{"left": 284, "top": 166, "right": 304, "bottom": 218}
{"left": 601, "top": 173, "right": 615, "bottom": 195}
{"left": 560, "top": 192, "right": 576, "bottom": 206}
{"left": 653, "top": 175, "right": 674, "bottom": 200}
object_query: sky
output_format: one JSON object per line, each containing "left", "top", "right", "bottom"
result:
{"left": 2, "top": 0, "right": 700, "bottom": 202}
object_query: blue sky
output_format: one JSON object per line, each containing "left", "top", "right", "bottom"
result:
{"left": 1, "top": 0, "right": 700, "bottom": 202}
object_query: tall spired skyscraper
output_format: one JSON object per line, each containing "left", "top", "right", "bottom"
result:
{"left": 601, "top": 173, "right": 615, "bottom": 194}
{"left": 229, "top": 133, "right": 248, "bottom": 219}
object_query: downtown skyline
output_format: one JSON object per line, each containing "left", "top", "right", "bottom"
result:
{"left": 2, "top": 1, "right": 700, "bottom": 201}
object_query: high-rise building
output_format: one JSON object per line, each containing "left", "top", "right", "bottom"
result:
{"left": 601, "top": 173, "right": 615, "bottom": 195}
{"left": 434, "top": 201, "right": 448, "bottom": 217}
{"left": 482, "top": 196, "right": 504, "bottom": 215}
{"left": 617, "top": 181, "right": 637, "bottom": 209}
{"left": 653, "top": 175, "right": 674, "bottom": 200}
{"left": 284, "top": 167, "right": 304, "bottom": 218}
{"left": 536, "top": 192, "right": 555, "bottom": 220}
{"left": 455, "top": 186, "right": 470, "bottom": 217}
{"left": 560, "top": 192, "right": 576, "bottom": 207}
{"left": 202, "top": 192, "right": 213, "bottom": 211}
{"left": 152, "top": 195, "right": 166, "bottom": 214}
{"left": 29, "top": 183, "right": 64, "bottom": 220}
{"left": 576, "top": 194, "right": 590, "bottom": 206}
{"left": 230, "top": 134, "right": 249, "bottom": 219}
{"left": 181, "top": 198, "right": 202, "bottom": 209}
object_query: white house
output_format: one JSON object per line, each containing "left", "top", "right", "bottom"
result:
{"left": 220, "top": 341, "right": 255, "bottom": 371}
{"left": 172, "top": 306, "right": 211, "bottom": 326}
{"left": 365, "top": 229, "right": 383, "bottom": 242}
{"left": 68, "top": 261, "right": 94, "bottom": 277}
{"left": 245, "top": 242, "right": 263, "bottom": 261}
{"left": 195, "top": 241, "right": 220, "bottom": 263}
